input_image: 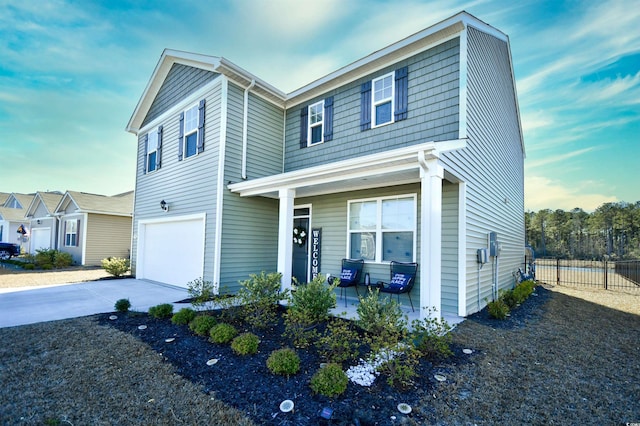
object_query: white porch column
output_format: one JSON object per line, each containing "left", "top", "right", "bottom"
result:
{"left": 277, "top": 188, "right": 295, "bottom": 292}
{"left": 419, "top": 157, "right": 444, "bottom": 319}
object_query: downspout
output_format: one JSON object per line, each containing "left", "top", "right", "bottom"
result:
{"left": 241, "top": 79, "right": 256, "bottom": 180}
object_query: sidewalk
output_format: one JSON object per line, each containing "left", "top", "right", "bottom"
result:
{"left": 0, "top": 279, "right": 189, "bottom": 328}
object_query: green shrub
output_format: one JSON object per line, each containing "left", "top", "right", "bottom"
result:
{"left": 410, "top": 308, "right": 453, "bottom": 359}
{"left": 41, "top": 263, "right": 53, "bottom": 270}
{"left": 310, "top": 363, "right": 348, "bottom": 398}
{"left": 187, "top": 277, "right": 216, "bottom": 310}
{"left": 356, "top": 288, "right": 408, "bottom": 350}
{"left": 513, "top": 280, "right": 536, "bottom": 303}
{"left": 238, "top": 271, "right": 283, "bottom": 329}
{"left": 316, "top": 320, "right": 362, "bottom": 365}
{"left": 53, "top": 251, "right": 73, "bottom": 268}
{"left": 189, "top": 315, "right": 217, "bottom": 336}
{"left": 24, "top": 263, "right": 35, "bottom": 270}
{"left": 114, "top": 298, "right": 131, "bottom": 313}
{"left": 148, "top": 303, "right": 174, "bottom": 319}
{"left": 500, "top": 289, "right": 519, "bottom": 310}
{"left": 286, "top": 274, "right": 336, "bottom": 324}
{"left": 266, "top": 348, "right": 300, "bottom": 376}
{"left": 231, "top": 332, "right": 260, "bottom": 355}
{"left": 487, "top": 299, "right": 510, "bottom": 320}
{"left": 34, "top": 249, "right": 56, "bottom": 268}
{"left": 376, "top": 344, "right": 420, "bottom": 388}
{"left": 101, "top": 257, "right": 130, "bottom": 277}
{"left": 209, "top": 323, "right": 238, "bottom": 344}
{"left": 171, "top": 308, "right": 197, "bottom": 325}
{"left": 283, "top": 309, "right": 320, "bottom": 348}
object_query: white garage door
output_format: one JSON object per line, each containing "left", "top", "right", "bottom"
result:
{"left": 30, "top": 228, "right": 51, "bottom": 254}
{"left": 138, "top": 216, "right": 205, "bottom": 288}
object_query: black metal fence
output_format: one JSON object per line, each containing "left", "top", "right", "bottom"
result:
{"left": 535, "top": 258, "right": 640, "bottom": 291}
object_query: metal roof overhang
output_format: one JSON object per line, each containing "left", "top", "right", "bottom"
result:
{"left": 228, "top": 139, "right": 466, "bottom": 199}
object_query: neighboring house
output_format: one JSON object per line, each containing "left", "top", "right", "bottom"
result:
{"left": 53, "top": 190, "right": 134, "bottom": 265}
{"left": 0, "top": 193, "right": 35, "bottom": 252}
{"left": 24, "top": 191, "right": 64, "bottom": 253}
{"left": 126, "top": 11, "right": 524, "bottom": 318}
{"left": 0, "top": 192, "right": 10, "bottom": 206}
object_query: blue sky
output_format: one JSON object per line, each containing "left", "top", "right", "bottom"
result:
{"left": 0, "top": 0, "right": 638, "bottom": 212}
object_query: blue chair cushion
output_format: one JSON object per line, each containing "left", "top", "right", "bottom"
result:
{"left": 340, "top": 268, "right": 356, "bottom": 281}
{"left": 389, "top": 273, "right": 409, "bottom": 291}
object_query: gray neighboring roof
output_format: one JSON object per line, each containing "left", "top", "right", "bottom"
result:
{"left": 25, "top": 191, "right": 64, "bottom": 217}
{"left": 55, "top": 190, "right": 134, "bottom": 216}
{"left": 3, "top": 193, "right": 35, "bottom": 209}
{"left": 0, "top": 206, "right": 27, "bottom": 221}
{"left": 0, "top": 193, "right": 9, "bottom": 205}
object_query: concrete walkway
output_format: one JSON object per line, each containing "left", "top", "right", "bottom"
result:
{"left": 0, "top": 279, "right": 189, "bottom": 328}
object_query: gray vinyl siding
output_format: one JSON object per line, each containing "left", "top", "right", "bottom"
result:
{"left": 142, "top": 64, "right": 219, "bottom": 127}
{"left": 284, "top": 38, "right": 460, "bottom": 172}
{"left": 218, "top": 83, "right": 281, "bottom": 292}
{"left": 441, "top": 181, "right": 459, "bottom": 314}
{"left": 441, "top": 27, "right": 524, "bottom": 315}
{"left": 131, "top": 79, "right": 223, "bottom": 281}
{"left": 295, "top": 184, "right": 422, "bottom": 307}
{"left": 58, "top": 213, "right": 83, "bottom": 265}
{"left": 32, "top": 202, "right": 49, "bottom": 218}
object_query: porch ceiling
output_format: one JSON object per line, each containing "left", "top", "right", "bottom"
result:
{"left": 228, "top": 139, "right": 466, "bottom": 199}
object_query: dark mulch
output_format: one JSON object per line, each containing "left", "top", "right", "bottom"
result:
{"left": 97, "top": 306, "right": 467, "bottom": 426}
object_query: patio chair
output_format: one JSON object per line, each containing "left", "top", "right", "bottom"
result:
{"left": 379, "top": 261, "right": 418, "bottom": 311}
{"left": 328, "top": 258, "right": 364, "bottom": 307}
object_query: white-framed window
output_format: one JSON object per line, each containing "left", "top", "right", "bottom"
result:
{"left": 64, "top": 219, "right": 78, "bottom": 247}
{"left": 183, "top": 104, "right": 199, "bottom": 158}
{"left": 308, "top": 100, "right": 324, "bottom": 145}
{"left": 372, "top": 72, "right": 394, "bottom": 127}
{"left": 348, "top": 194, "right": 416, "bottom": 263}
{"left": 147, "top": 130, "right": 158, "bottom": 173}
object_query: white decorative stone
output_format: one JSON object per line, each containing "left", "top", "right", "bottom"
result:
{"left": 165, "top": 338, "right": 175, "bottom": 343}
{"left": 463, "top": 348, "right": 473, "bottom": 354}
{"left": 109, "top": 315, "right": 117, "bottom": 320}
{"left": 397, "top": 403, "right": 412, "bottom": 414}
{"left": 138, "top": 325, "right": 147, "bottom": 330}
{"left": 279, "top": 399, "right": 294, "bottom": 413}
{"left": 206, "top": 358, "right": 219, "bottom": 366}
{"left": 434, "top": 374, "right": 447, "bottom": 382}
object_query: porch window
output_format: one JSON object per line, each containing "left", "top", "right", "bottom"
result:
{"left": 348, "top": 194, "right": 416, "bottom": 263}
{"left": 64, "top": 219, "right": 78, "bottom": 247}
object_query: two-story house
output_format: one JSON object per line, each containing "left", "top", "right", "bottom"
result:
{"left": 127, "top": 11, "right": 524, "bottom": 318}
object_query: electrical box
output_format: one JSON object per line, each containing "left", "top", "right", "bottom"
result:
{"left": 488, "top": 232, "right": 498, "bottom": 257}
{"left": 476, "top": 248, "right": 488, "bottom": 264}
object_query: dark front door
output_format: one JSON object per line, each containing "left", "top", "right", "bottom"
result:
{"left": 292, "top": 209, "right": 310, "bottom": 285}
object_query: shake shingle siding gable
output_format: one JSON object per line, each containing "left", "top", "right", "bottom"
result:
{"left": 142, "top": 64, "right": 219, "bottom": 127}
{"left": 284, "top": 38, "right": 460, "bottom": 172}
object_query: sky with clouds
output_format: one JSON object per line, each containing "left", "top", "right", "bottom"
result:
{"left": 0, "top": 0, "right": 638, "bottom": 212}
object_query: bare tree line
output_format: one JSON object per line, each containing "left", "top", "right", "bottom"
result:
{"left": 525, "top": 201, "right": 640, "bottom": 260}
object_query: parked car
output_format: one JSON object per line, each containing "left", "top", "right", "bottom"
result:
{"left": 0, "top": 242, "right": 20, "bottom": 260}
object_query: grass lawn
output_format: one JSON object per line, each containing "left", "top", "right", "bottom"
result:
{"left": 0, "top": 284, "right": 638, "bottom": 425}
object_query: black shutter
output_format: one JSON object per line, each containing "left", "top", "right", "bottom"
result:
{"left": 76, "top": 219, "right": 80, "bottom": 247}
{"left": 299, "top": 107, "right": 308, "bottom": 148}
{"left": 360, "top": 81, "right": 371, "bottom": 131}
{"left": 142, "top": 134, "right": 148, "bottom": 174}
{"left": 156, "top": 125, "right": 163, "bottom": 169}
{"left": 394, "top": 66, "right": 408, "bottom": 121}
{"left": 197, "top": 99, "right": 205, "bottom": 153}
{"left": 323, "top": 96, "right": 334, "bottom": 142}
{"left": 178, "top": 111, "right": 184, "bottom": 161}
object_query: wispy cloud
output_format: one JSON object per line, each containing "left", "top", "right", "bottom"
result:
{"left": 525, "top": 175, "right": 618, "bottom": 212}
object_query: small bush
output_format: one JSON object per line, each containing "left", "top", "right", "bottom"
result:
{"left": 187, "top": 277, "right": 216, "bottom": 310}
{"left": 266, "top": 348, "right": 300, "bottom": 376}
{"left": 410, "top": 308, "right": 453, "bottom": 359}
{"left": 376, "top": 344, "right": 420, "bottom": 388}
{"left": 231, "top": 332, "right": 260, "bottom": 356}
{"left": 189, "top": 315, "right": 217, "bottom": 336}
{"left": 500, "top": 289, "right": 519, "bottom": 310}
{"left": 101, "top": 257, "right": 130, "bottom": 277}
{"left": 356, "top": 288, "right": 407, "bottom": 350}
{"left": 287, "top": 274, "right": 336, "bottom": 324}
{"left": 310, "top": 363, "right": 348, "bottom": 398}
{"left": 34, "top": 249, "right": 56, "bottom": 268}
{"left": 53, "top": 251, "right": 73, "bottom": 268}
{"left": 513, "top": 280, "right": 536, "bottom": 303}
{"left": 114, "top": 298, "right": 131, "bottom": 313}
{"left": 316, "top": 320, "right": 362, "bottom": 365}
{"left": 148, "top": 303, "right": 174, "bottom": 319}
{"left": 209, "top": 323, "right": 238, "bottom": 344}
{"left": 238, "top": 271, "right": 283, "bottom": 329}
{"left": 487, "top": 299, "right": 510, "bottom": 319}
{"left": 171, "top": 308, "right": 197, "bottom": 325}
{"left": 24, "top": 263, "right": 35, "bottom": 270}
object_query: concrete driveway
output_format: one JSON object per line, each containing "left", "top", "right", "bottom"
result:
{"left": 0, "top": 279, "right": 189, "bottom": 328}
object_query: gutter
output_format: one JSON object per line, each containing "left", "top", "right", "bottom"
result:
{"left": 241, "top": 79, "right": 256, "bottom": 180}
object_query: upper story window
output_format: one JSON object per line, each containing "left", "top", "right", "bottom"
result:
{"left": 308, "top": 101, "right": 324, "bottom": 145}
{"left": 360, "top": 66, "right": 408, "bottom": 131}
{"left": 178, "top": 99, "right": 205, "bottom": 161}
{"left": 144, "top": 126, "right": 163, "bottom": 174}
{"left": 299, "top": 96, "right": 333, "bottom": 148}
{"left": 64, "top": 219, "right": 78, "bottom": 247}
{"left": 347, "top": 194, "right": 416, "bottom": 263}
{"left": 372, "top": 72, "right": 394, "bottom": 127}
